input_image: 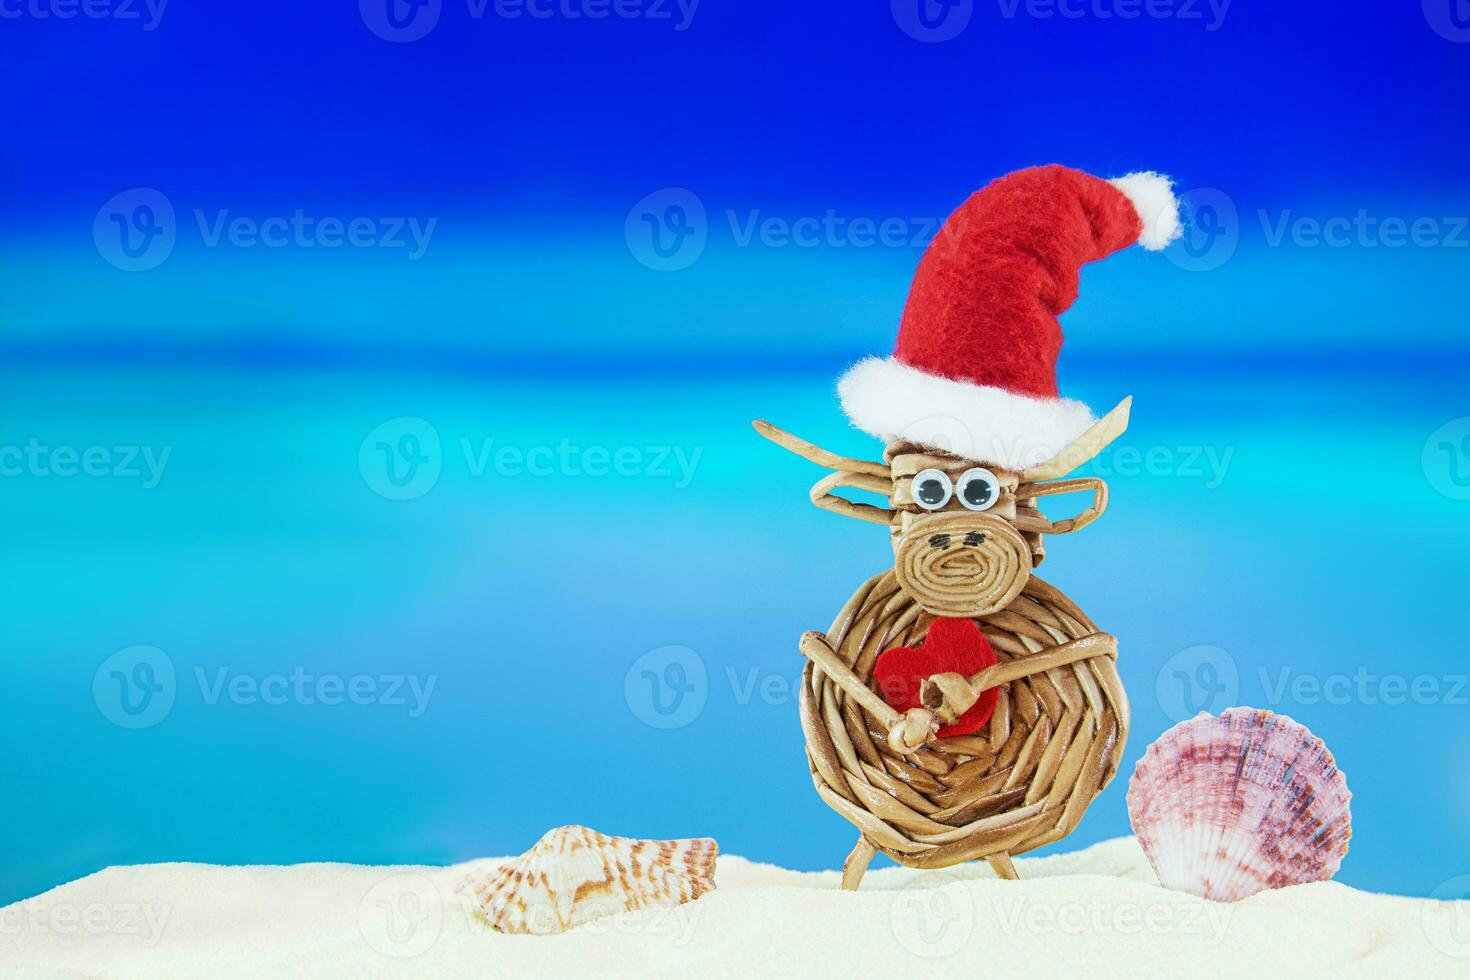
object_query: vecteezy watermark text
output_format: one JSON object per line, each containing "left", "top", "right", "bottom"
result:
{"left": 195, "top": 667, "right": 436, "bottom": 717}
{"left": 94, "top": 188, "right": 437, "bottom": 272}
{"left": 0, "top": 0, "right": 168, "bottom": 30}
{"left": 1088, "top": 443, "right": 1234, "bottom": 489}
{"left": 1168, "top": 187, "right": 1470, "bottom": 273}
{"left": 625, "top": 187, "right": 960, "bottom": 271}
{"left": 93, "top": 646, "right": 438, "bottom": 729}
{"left": 0, "top": 901, "right": 172, "bottom": 946}
{"left": 994, "top": 0, "right": 1231, "bottom": 31}
{"left": 1157, "top": 643, "right": 1470, "bottom": 721}
{"left": 1258, "top": 667, "right": 1469, "bottom": 708}
{"left": 461, "top": 438, "right": 701, "bottom": 487}
{"left": 194, "top": 210, "right": 436, "bottom": 259}
{"left": 725, "top": 209, "right": 945, "bottom": 250}
{"left": 886, "top": 876, "right": 1233, "bottom": 959}
{"left": 359, "top": 0, "right": 698, "bottom": 43}
{"left": 890, "top": 0, "right": 1229, "bottom": 42}
{"left": 0, "top": 440, "right": 171, "bottom": 488}
{"left": 989, "top": 894, "right": 1232, "bottom": 941}
{"left": 359, "top": 417, "right": 704, "bottom": 501}
{"left": 1259, "top": 209, "right": 1469, "bottom": 250}
{"left": 478, "top": 0, "right": 698, "bottom": 27}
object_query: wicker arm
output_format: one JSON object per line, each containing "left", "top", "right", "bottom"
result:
{"left": 799, "top": 631, "right": 939, "bottom": 754}
{"left": 920, "top": 632, "right": 1118, "bottom": 725}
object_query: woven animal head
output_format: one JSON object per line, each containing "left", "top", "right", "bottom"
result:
{"left": 754, "top": 410, "right": 1125, "bottom": 618}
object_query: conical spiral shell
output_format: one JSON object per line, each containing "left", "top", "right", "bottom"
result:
{"left": 462, "top": 825, "right": 718, "bottom": 935}
{"left": 1127, "top": 708, "right": 1351, "bottom": 902}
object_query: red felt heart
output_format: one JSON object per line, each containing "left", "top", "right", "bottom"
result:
{"left": 873, "top": 618, "right": 999, "bottom": 738}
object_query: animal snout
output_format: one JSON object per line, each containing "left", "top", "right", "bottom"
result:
{"left": 893, "top": 513, "right": 1031, "bottom": 619}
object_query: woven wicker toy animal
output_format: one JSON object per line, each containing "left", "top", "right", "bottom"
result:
{"left": 755, "top": 164, "right": 1181, "bottom": 889}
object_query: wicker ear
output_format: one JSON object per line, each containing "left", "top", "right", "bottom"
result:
{"left": 753, "top": 420, "right": 894, "bottom": 525}
{"left": 1013, "top": 476, "right": 1110, "bottom": 535}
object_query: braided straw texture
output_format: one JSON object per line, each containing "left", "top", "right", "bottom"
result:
{"left": 800, "top": 571, "right": 1129, "bottom": 870}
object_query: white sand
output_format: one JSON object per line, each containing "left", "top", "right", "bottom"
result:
{"left": 2, "top": 837, "right": 1466, "bottom": 979}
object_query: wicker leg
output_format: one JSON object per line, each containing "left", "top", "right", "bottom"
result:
{"left": 986, "top": 852, "right": 1019, "bottom": 881}
{"left": 841, "top": 836, "right": 877, "bottom": 890}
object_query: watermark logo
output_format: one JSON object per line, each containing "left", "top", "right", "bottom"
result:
{"left": 625, "top": 188, "right": 707, "bottom": 272}
{"left": 1155, "top": 644, "right": 1238, "bottom": 722}
{"left": 360, "top": 417, "right": 443, "bottom": 501}
{"left": 1423, "top": 417, "right": 1470, "bottom": 501}
{"left": 624, "top": 645, "right": 707, "bottom": 729}
{"left": 93, "top": 645, "right": 177, "bottom": 730}
{"left": 1166, "top": 187, "right": 1239, "bottom": 272}
{"left": 359, "top": 874, "right": 443, "bottom": 958}
{"left": 890, "top": 873, "right": 974, "bottom": 958}
{"left": 360, "top": 0, "right": 442, "bottom": 41}
{"left": 892, "top": 0, "right": 973, "bottom": 42}
{"left": 1423, "top": 875, "right": 1470, "bottom": 958}
{"left": 1424, "top": 0, "right": 1470, "bottom": 42}
{"left": 94, "top": 188, "right": 176, "bottom": 272}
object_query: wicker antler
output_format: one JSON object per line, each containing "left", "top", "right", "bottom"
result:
{"left": 753, "top": 420, "right": 893, "bottom": 525}
{"left": 1014, "top": 477, "right": 1110, "bottom": 535}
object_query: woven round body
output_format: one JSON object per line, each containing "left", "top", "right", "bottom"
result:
{"left": 800, "top": 570, "right": 1129, "bottom": 870}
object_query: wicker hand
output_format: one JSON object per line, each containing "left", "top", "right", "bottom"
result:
{"left": 887, "top": 708, "right": 940, "bottom": 754}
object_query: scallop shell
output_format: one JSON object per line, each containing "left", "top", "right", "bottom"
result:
{"left": 462, "top": 825, "right": 717, "bottom": 935}
{"left": 1127, "top": 708, "right": 1351, "bottom": 902}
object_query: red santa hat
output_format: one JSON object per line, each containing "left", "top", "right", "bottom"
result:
{"left": 837, "top": 165, "right": 1180, "bottom": 474}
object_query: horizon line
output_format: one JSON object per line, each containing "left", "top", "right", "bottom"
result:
{"left": 4, "top": 339, "right": 1468, "bottom": 380}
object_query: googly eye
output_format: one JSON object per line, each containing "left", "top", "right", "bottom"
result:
{"left": 911, "top": 468, "right": 953, "bottom": 511}
{"left": 956, "top": 467, "right": 1001, "bottom": 512}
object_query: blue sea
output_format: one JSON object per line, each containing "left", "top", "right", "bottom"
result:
{"left": 3, "top": 358, "right": 1468, "bottom": 905}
